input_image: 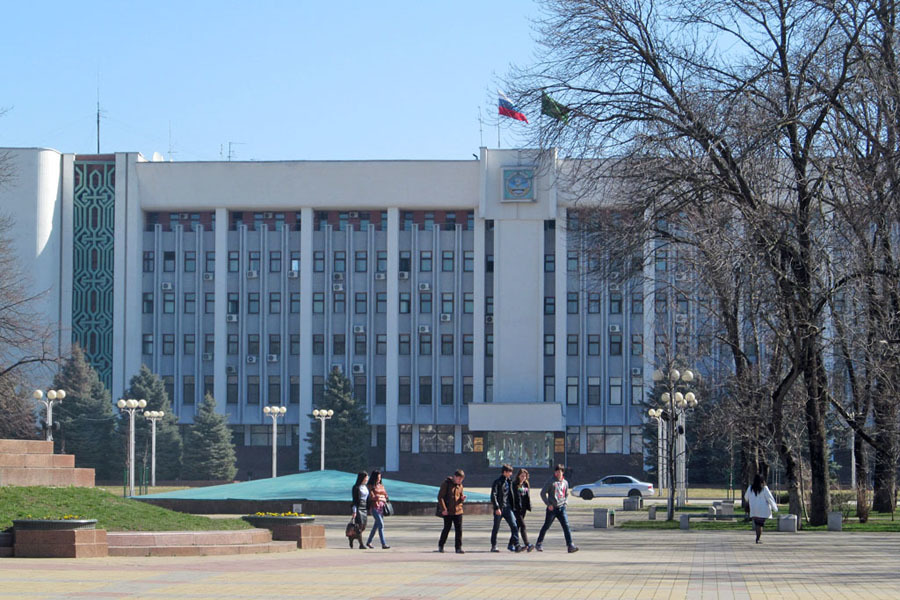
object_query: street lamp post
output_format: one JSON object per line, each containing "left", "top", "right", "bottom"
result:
{"left": 651, "top": 368, "right": 699, "bottom": 520}
{"left": 117, "top": 398, "right": 147, "bottom": 497}
{"left": 33, "top": 389, "right": 66, "bottom": 442}
{"left": 312, "top": 409, "right": 334, "bottom": 471}
{"left": 144, "top": 410, "right": 165, "bottom": 487}
{"left": 647, "top": 408, "right": 667, "bottom": 497}
{"left": 263, "top": 405, "right": 287, "bottom": 478}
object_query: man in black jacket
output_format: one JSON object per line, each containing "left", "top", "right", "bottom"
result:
{"left": 490, "top": 464, "right": 522, "bottom": 552}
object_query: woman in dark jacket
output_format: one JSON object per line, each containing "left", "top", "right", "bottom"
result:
{"left": 350, "top": 471, "right": 369, "bottom": 549}
{"left": 512, "top": 468, "right": 534, "bottom": 552}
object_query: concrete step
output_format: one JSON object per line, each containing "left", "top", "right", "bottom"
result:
{"left": 107, "top": 529, "right": 295, "bottom": 557}
{"left": 0, "top": 466, "right": 95, "bottom": 487}
{"left": 0, "top": 440, "right": 53, "bottom": 455}
{"left": 108, "top": 541, "right": 297, "bottom": 557}
{"left": 0, "top": 453, "right": 75, "bottom": 468}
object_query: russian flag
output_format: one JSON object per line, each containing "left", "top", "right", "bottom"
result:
{"left": 498, "top": 91, "right": 528, "bottom": 123}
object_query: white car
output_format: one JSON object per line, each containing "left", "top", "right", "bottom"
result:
{"left": 572, "top": 475, "right": 653, "bottom": 500}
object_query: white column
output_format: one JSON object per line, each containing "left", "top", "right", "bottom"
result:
{"left": 298, "top": 207, "right": 315, "bottom": 468}
{"left": 213, "top": 208, "right": 228, "bottom": 414}
{"left": 473, "top": 216, "right": 486, "bottom": 403}
{"left": 554, "top": 210, "right": 568, "bottom": 408}
{"left": 385, "top": 207, "right": 400, "bottom": 471}
{"left": 59, "top": 154, "right": 75, "bottom": 358}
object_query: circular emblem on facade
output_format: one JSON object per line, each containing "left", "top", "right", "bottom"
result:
{"left": 503, "top": 169, "right": 534, "bottom": 201}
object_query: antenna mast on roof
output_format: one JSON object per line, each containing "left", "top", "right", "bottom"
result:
{"left": 96, "top": 76, "right": 101, "bottom": 154}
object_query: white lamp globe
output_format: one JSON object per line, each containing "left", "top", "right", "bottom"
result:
{"left": 33, "top": 390, "right": 43, "bottom": 400}
{"left": 279, "top": 406, "right": 287, "bottom": 414}
{"left": 327, "top": 410, "right": 334, "bottom": 417}
{"left": 652, "top": 370, "right": 664, "bottom": 382}
{"left": 674, "top": 392, "right": 684, "bottom": 404}
{"left": 313, "top": 409, "right": 320, "bottom": 417}
{"left": 670, "top": 369, "right": 680, "bottom": 381}
{"left": 47, "top": 390, "right": 57, "bottom": 400}
{"left": 159, "top": 411, "right": 165, "bottom": 418}
{"left": 681, "top": 370, "right": 694, "bottom": 382}
{"left": 117, "top": 399, "right": 126, "bottom": 408}
{"left": 56, "top": 390, "right": 66, "bottom": 400}
{"left": 264, "top": 406, "right": 271, "bottom": 414}
{"left": 661, "top": 392, "right": 670, "bottom": 404}
{"left": 126, "top": 399, "right": 137, "bottom": 409}
{"left": 138, "top": 399, "right": 147, "bottom": 408}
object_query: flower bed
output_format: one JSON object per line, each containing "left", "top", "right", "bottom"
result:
{"left": 242, "top": 512, "right": 315, "bottom": 529}
{"left": 13, "top": 518, "right": 97, "bottom": 531}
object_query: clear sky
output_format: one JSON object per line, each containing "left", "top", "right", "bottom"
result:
{"left": 0, "top": 1, "right": 543, "bottom": 162}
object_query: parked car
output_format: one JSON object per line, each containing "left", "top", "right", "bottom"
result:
{"left": 572, "top": 475, "right": 653, "bottom": 500}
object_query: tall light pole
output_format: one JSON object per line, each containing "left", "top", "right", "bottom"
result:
{"left": 117, "top": 398, "right": 147, "bottom": 497}
{"left": 312, "top": 409, "right": 334, "bottom": 471}
{"left": 647, "top": 408, "right": 667, "bottom": 497}
{"left": 33, "top": 389, "right": 66, "bottom": 442}
{"left": 263, "top": 405, "right": 287, "bottom": 478}
{"left": 144, "top": 410, "right": 165, "bottom": 487}
{"left": 652, "top": 368, "right": 699, "bottom": 520}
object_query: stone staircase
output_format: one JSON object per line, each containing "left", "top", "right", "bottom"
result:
{"left": 107, "top": 529, "right": 298, "bottom": 556}
{"left": 0, "top": 439, "right": 95, "bottom": 487}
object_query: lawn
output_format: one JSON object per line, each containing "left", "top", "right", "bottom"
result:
{"left": 0, "top": 487, "right": 252, "bottom": 532}
{"left": 620, "top": 509, "right": 900, "bottom": 532}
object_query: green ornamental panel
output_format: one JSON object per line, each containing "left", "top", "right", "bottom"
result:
{"left": 72, "top": 160, "right": 116, "bottom": 389}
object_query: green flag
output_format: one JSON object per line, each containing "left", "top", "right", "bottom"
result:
{"left": 541, "top": 92, "right": 570, "bottom": 123}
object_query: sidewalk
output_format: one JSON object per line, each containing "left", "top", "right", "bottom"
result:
{"left": 2, "top": 510, "right": 898, "bottom": 599}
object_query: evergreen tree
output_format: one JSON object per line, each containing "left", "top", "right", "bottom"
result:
{"left": 304, "top": 368, "right": 369, "bottom": 472}
{"left": 52, "top": 343, "right": 117, "bottom": 479}
{"left": 0, "top": 372, "right": 38, "bottom": 440}
{"left": 121, "top": 365, "right": 183, "bottom": 480}
{"left": 182, "top": 393, "right": 237, "bottom": 480}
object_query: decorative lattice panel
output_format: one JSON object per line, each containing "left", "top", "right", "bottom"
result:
{"left": 72, "top": 160, "right": 116, "bottom": 389}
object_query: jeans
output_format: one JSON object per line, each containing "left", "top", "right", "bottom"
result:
{"left": 439, "top": 514, "right": 463, "bottom": 549}
{"left": 514, "top": 509, "right": 530, "bottom": 545}
{"left": 490, "top": 506, "right": 520, "bottom": 548}
{"left": 536, "top": 505, "right": 573, "bottom": 547}
{"left": 366, "top": 509, "right": 386, "bottom": 546}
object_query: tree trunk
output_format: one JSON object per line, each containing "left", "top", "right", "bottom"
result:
{"left": 872, "top": 428, "right": 898, "bottom": 513}
{"left": 803, "top": 348, "right": 832, "bottom": 526}
{"left": 855, "top": 430, "right": 870, "bottom": 523}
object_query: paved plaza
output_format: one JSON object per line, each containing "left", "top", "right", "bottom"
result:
{"left": 1, "top": 503, "right": 898, "bottom": 599}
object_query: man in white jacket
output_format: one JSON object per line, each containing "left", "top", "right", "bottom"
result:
{"left": 745, "top": 473, "right": 779, "bottom": 543}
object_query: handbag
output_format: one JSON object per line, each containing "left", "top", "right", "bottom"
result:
{"left": 345, "top": 519, "right": 359, "bottom": 538}
{"left": 382, "top": 501, "right": 394, "bottom": 517}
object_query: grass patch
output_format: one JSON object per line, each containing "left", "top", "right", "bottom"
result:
{"left": 0, "top": 487, "right": 252, "bottom": 532}
{"left": 621, "top": 512, "right": 900, "bottom": 532}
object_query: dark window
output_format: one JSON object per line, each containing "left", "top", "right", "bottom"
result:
{"left": 355, "top": 333, "right": 366, "bottom": 355}
{"left": 228, "top": 251, "right": 239, "bottom": 272}
{"left": 419, "top": 292, "right": 432, "bottom": 313}
{"left": 376, "top": 377, "right": 387, "bottom": 405}
{"left": 184, "top": 293, "right": 196, "bottom": 314}
{"left": 567, "top": 292, "right": 579, "bottom": 314}
{"left": 420, "top": 251, "right": 432, "bottom": 272}
{"left": 399, "top": 334, "right": 410, "bottom": 355}
{"left": 333, "top": 334, "right": 345, "bottom": 355}
{"left": 269, "top": 251, "right": 282, "bottom": 273}
{"left": 142, "top": 293, "right": 153, "bottom": 314}
{"left": 227, "top": 293, "right": 239, "bottom": 314}
{"left": 442, "top": 251, "right": 454, "bottom": 272}
{"left": 399, "top": 377, "right": 411, "bottom": 405}
{"left": 544, "top": 297, "right": 555, "bottom": 315}
{"left": 419, "top": 333, "right": 432, "bottom": 355}
{"left": 355, "top": 251, "right": 367, "bottom": 272}
{"left": 376, "top": 334, "right": 387, "bottom": 355}
{"left": 204, "top": 334, "right": 214, "bottom": 354}
{"left": 163, "top": 251, "right": 176, "bottom": 272}
{"left": 269, "top": 334, "right": 281, "bottom": 355}
{"left": 184, "top": 251, "right": 196, "bottom": 273}
{"left": 247, "top": 376, "right": 260, "bottom": 404}
{"left": 248, "top": 334, "right": 260, "bottom": 355}
{"left": 143, "top": 251, "right": 154, "bottom": 272}
{"left": 610, "top": 292, "right": 622, "bottom": 314}
{"left": 399, "top": 251, "right": 411, "bottom": 272}
{"left": 313, "top": 334, "right": 325, "bottom": 355}
{"left": 227, "top": 334, "right": 238, "bottom": 355}
{"left": 269, "top": 292, "right": 281, "bottom": 314}
{"left": 441, "top": 334, "right": 453, "bottom": 355}
{"left": 290, "top": 292, "right": 301, "bottom": 313}
{"left": 333, "top": 292, "right": 345, "bottom": 313}
{"left": 334, "top": 251, "right": 346, "bottom": 273}
{"left": 419, "top": 376, "right": 432, "bottom": 404}
{"left": 441, "top": 377, "right": 454, "bottom": 405}
{"left": 290, "top": 334, "right": 300, "bottom": 355}
{"left": 610, "top": 334, "right": 623, "bottom": 356}
{"left": 567, "top": 334, "right": 578, "bottom": 356}
{"left": 248, "top": 292, "right": 260, "bottom": 314}
{"left": 205, "top": 251, "right": 215, "bottom": 273}
{"left": 355, "top": 292, "right": 367, "bottom": 314}
{"left": 463, "top": 334, "right": 473, "bottom": 355}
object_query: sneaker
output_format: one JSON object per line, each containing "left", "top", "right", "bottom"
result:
{"left": 366, "top": 542, "right": 374, "bottom": 549}
{"left": 490, "top": 546, "right": 500, "bottom": 553}
{"left": 526, "top": 544, "right": 535, "bottom": 552}
{"left": 535, "top": 543, "right": 543, "bottom": 552}
{"left": 568, "top": 545, "right": 579, "bottom": 553}
{"left": 456, "top": 548, "right": 465, "bottom": 554}
{"left": 381, "top": 545, "right": 391, "bottom": 549}
{"left": 438, "top": 546, "right": 444, "bottom": 553}
{"left": 514, "top": 545, "right": 524, "bottom": 553}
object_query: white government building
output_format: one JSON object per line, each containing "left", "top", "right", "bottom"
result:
{"left": 4, "top": 146, "right": 688, "bottom": 482}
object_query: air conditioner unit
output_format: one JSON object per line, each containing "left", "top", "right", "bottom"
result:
{"left": 609, "top": 324, "right": 621, "bottom": 333}
{"left": 330, "top": 363, "right": 343, "bottom": 374}
{"left": 485, "top": 315, "right": 494, "bottom": 324}
{"left": 374, "top": 272, "right": 386, "bottom": 280}
{"left": 160, "top": 282, "right": 174, "bottom": 291}
{"left": 247, "top": 269, "right": 259, "bottom": 279}
{"left": 179, "top": 213, "right": 190, "bottom": 220}
{"left": 225, "top": 365, "right": 237, "bottom": 375}
{"left": 202, "top": 273, "right": 214, "bottom": 281}
{"left": 246, "top": 355, "right": 258, "bottom": 364}
{"left": 418, "top": 282, "right": 431, "bottom": 291}
{"left": 352, "top": 363, "right": 365, "bottom": 374}
{"left": 266, "top": 354, "right": 278, "bottom": 363}
{"left": 353, "top": 325, "right": 366, "bottom": 334}
{"left": 418, "top": 325, "right": 431, "bottom": 334}
{"left": 333, "top": 272, "right": 344, "bottom": 281}
{"left": 332, "top": 283, "right": 344, "bottom": 292}
{"left": 440, "top": 313, "right": 452, "bottom": 322}
{"left": 202, "top": 353, "right": 213, "bottom": 361}
{"left": 263, "top": 212, "right": 274, "bottom": 219}
{"left": 609, "top": 283, "right": 621, "bottom": 291}
{"left": 675, "top": 314, "right": 688, "bottom": 323}
{"left": 225, "top": 314, "right": 238, "bottom": 323}
{"left": 287, "top": 270, "right": 299, "bottom": 279}
{"left": 631, "top": 367, "right": 643, "bottom": 376}
{"left": 348, "top": 211, "right": 359, "bottom": 218}
{"left": 398, "top": 271, "right": 409, "bottom": 280}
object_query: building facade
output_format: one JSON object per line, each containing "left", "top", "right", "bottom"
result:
{"left": 4, "top": 147, "right": 675, "bottom": 483}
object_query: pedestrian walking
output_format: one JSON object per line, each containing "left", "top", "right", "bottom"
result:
{"left": 366, "top": 469, "right": 391, "bottom": 549}
{"left": 350, "top": 471, "right": 369, "bottom": 549}
{"left": 437, "top": 469, "right": 467, "bottom": 554}
{"left": 745, "top": 473, "right": 778, "bottom": 544}
{"left": 490, "top": 464, "right": 523, "bottom": 552}
{"left": 535, "top": 464, "right": 578, "bottom": 553}
{"left": 512, "top": 468, "right": 534, "bottom": 552}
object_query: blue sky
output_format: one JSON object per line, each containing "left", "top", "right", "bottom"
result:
{"left": 1, "top": 1, "right": 543, "bottom": 161}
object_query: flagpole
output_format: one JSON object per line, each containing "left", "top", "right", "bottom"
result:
{"left": 497, "top": 122, "right": 501, "bottom": 148}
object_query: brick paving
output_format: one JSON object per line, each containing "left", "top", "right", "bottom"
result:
{"left": 1, "top": 508, "right": 898, "bottom": 599}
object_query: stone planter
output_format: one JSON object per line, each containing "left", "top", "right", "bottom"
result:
{"left": 13, "top": 519, "right": 97, "bottom": 531}
{"left": 242, "top": 515, "right": 315, "bottom": 530}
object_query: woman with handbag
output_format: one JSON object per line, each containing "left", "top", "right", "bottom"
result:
{"left": 349, "top": 471, "right": 369, "bottom": 549}
{"left": 513, "top": 468, "right": 535, "bottom": 552}
{"left": 366, "top": 469, "right": 391, "bottom": 549}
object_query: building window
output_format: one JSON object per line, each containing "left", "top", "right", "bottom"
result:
{"left": 464, "top": 251, "right": 474, "bottom": 272}
{"left": 631, "top": 383, "right": 643, "bottom": 406}
{"left": 376, "top": 334, "right": 387, "bottom": 355}
{"left": 376, "top": 251, "right": 387, "bottom": 273}
{"left": 313, "top": 376, "right": 325, "bottom": 403}
{"left": 183, "top": 334, "right": 195, "bottom": 355}
{"left": 400, "top": 424, "right": 412, "bottom": 450}
{"left": 441, "top": 377, "right": 454, "bottom": 405}
{"left": 486, "top": 334, "right": 493, "bottom": 357}
{"left": 290, "top": 251, "right": 301, "bottom": 272}
{"left": 486, "top": 296, "right": 494, "bottom": 316}
{"left": 290, "top": 376, "right": 300, "bottom": 404}
{"left": 142, "top": 334, "right": 153, "bottom": 355}
{"left": 163, "top": 376, "right": 174, "bottom": 403}
{"left": 587, "top": 427, "right": 604, "bottom": 453}
{"left": 544, "top": 297, "right": 555, "bottom": 315}
{"left": 203, "top": 375, "right": 214, "bottom": 399}
{"left": 441, "top": 334, "right": 453, "bottom": 355}
{"left": 227, "top": 293, "right": 239, "bottom": 314}
{"left": 567, "top": 292, "right": 579, "bottom": 314}
{"left": 355, "top": 333, "right": 366, "bottom": 355}
{"left": 313, "top": 334, "right": 324, "bottom": 355}
{"left": 268, "top": 376, "right": 281, "bottom": 405}
{"left": 588, "top": 377, "right": 601, "bottom": 405}
{"left": 376, "top": 292, "right": 387, "bottom": 313}
{"left": 609, "top": 377, "right": 623, "bottom": 405}
{"left": 290, "top": 334, "right": 300, "bottom": 355}
{"left": 567, "top": 426, "right": 580, "bottom": 453}
{"left": 333, "top": 292, "right": 345, "bottom": 313}
{"left": 399, "top": 251, "right": 411, "bottom": 272}
{"left": 290, "top": 292, "right": 301, "bottom": 313}
{"left": 355, "top": 292, "right": 367, "bottom": 314}
{"left": 248, "top": 292, "right": 260, "bottom": 314}
{"left": 248, "top": 334, "right": 260, "bottom": 355}
{"left": 313, "top": 292, "right": 324, "bottom": 314}
{"left": 269, "top": 292, "right": 281, "bottom": 314}
{"left": 227, "top": 376, "right": 238, "bottom": 404}
{"left": 463, "top": 334, "right": 473, "bottom": 356}
{"left": 419, "top": 292, "right": 432, "bottom": 313}
{"left": 142, "top": 293, "right": 153, "bottom": 314}
{"left": 143, "top": 251, "right": 154, "bottom": 272}
{"left": 399, "top": 293, "right": 410, "bottom": 314}
{"left": 419, "top": 376, "right": 432, "bottom": 404}
{"left": 567, "top": 251, "right": 578, "bottom": 272}
{"left": 441, "top": 293, "right": 453, "bottom": 314}
{"left": 269, "top": 334, "right": 281, "bottom": 355}
{"left": 333, "top": 251, "right": 346, "bottom": 273}
{"left": 655, "top": 248, "right": 667, "bottom": 272}
{"left": 399, "top": 334, "right": 410, "bottom": 355}
{"left": 610, "top": 333, "right": 622, "bottom": 356}
{"left": 420, "top": 425, "right": 454, "bottom": 453}
{"left": 313, "top": 251, "right": 325, "bottom": 272}
{"left": 588, "top": 335, "right": 600, "bottom": 356}
{"left": 399, "top": 377, "right": 411, "bottom": 405}
{"left": 442, "top": 251, "right": 454, "bottom": 272}
{"left": 184, "top": 251, "right": 196, "bottom": 273}
{"left": 544, "top": 334, "right": 555, "bottom": 356}
{"left": 333, "top": 334, "right": 345, "bottom": 355}
{"left": 544, "top": 376, "right": 555, "bottom": 402}
{"left": 354, "top": 251, "right": 367, "bottom": 272}
{"left": 486, "top": 254, "right": 494, "bottom": 272}
{"left": 227, "top": 334, "right": 239, "bottom": 355}
{"left": 463, "top": 292, "right": 474, "bottom": 314}
{"left": 419, "top": 333, "right": 432, "bottom": 355}
{"left": 204, "top": 334, "right": 214, "bottom": 354}
{"left": 247, "top": 376, "right": 260, "bottom": 404}
{"left": 205, "top": 292, "right": 215, "bottom": 314}
{"left": 183, "top": 375, "right": 195, "bottom": 405}
{"left": 162, "top": 334, "right": 175, "bottom": 355}
{"left": 163, "top": 251, "right": 176, "bottom": 272}
{"left": 606, "top": 426, "right": 623, "bottom": 453}
{"left": 632, "top": 293, "right": 644, "bottom": 314}
{"left": 424, "top": 212, "right": 434, "bottom": 231}
{"left": 228, "top": 251, "right": 239, "bottom": 272}
{"left": 420, "top": 251, "right": 432, "bottom": 272}
{"left": 610, "top": 291, "right": 622, "bottom": 314}
{"left": 269, "top": 251, "right": 282, "bottom": 273}
{"left": 632, "top": 334, "right": 643, "bottom": 356}
{"left": 248, "top": 251, "right": 260, "bottom": 272}
{"left": 485, "top": 376, "right": 493, "bottom": 403}
{"left": 545, "top": 254, "right": 555, "bottom": 272}
{"left": 588, "top": 292, "right": 601, "bottom": 313}
{"left": 376, "top": 377, "right": 386, "bottom": 405}
{"left": 184, "top": 292, "right": 196, "bottom": 314}
{"left": 463, "top": 377, "right": 473, "bottom": 404}
{"left": 567, "top": 334, "right": 578, "bottom": 356}
{"left": 566, "top": 376, "right": 578, "bottom": 405}
{"left": 163, "top": 292, "right": 175, "bottom": 314}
